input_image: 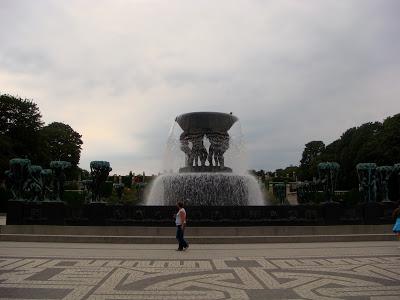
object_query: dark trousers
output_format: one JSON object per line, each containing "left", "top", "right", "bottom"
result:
{"left": 176, "top": 225, "right": 188, "bottom": 250}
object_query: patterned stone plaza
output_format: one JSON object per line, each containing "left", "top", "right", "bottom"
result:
{"left": 0, "top": 241, "right": 399, "bottom": 299}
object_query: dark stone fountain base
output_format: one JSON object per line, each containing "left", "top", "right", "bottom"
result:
{"left": 7, "top": 200, "right": 66, "bottom": 225}
{"left": 6, "top": 200, "right": 398, "bottom": 226}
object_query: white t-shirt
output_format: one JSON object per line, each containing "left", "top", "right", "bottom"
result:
{"left": 175, "top": 208, "right": 186, "bottom": 225}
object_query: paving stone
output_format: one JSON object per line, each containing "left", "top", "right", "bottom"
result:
{"left": 0, "top": 241, "right": 399, "bottom": 299}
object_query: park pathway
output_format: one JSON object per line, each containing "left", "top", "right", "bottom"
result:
{"left": 0, "top": 241, "right": 399, "bottom": 299}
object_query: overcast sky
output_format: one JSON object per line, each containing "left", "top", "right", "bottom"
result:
{"left": 1, "top": 0, "right": 399, "bottom": 174}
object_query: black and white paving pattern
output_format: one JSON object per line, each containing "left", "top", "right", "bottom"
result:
{"left": 0, "top": 241, "right": 399, "bottom": 299}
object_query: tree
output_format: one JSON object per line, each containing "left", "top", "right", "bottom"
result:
{"left": 0, "top": 94, "right": 84, "bottom": 181}
{"left": 122, "top": 171, "right": 133, "bottom": 188}
{"left": 380, "top": 113, "right": 400, "bottom": 164}
{"left": 40, "top": 122, "right": 83, "bottom": 169}
{"left": 80, "top": 168, "right": 90, "bottom": 180}
{"left": 297, "top": 115, "right": 400, "bottom": 190}
{"left": 321, "top": 122, "right": 383, "bottom": 189}
{"left": 300, "top": 141, "right": 325, "bottom": 166}
{"left": 0, "top": 94, "right": 44, "bottom": 178}
{"left": 0, "top": 135, "right": 15, "bottom": 179}
{"left": 299, "top": 141, "right": 325, "bottom": 180}
{"left": 0, "top": 94, "right": 43, "bottom": 135}
{"left": 272, "top": 165, "right": 299, "bottom": 182}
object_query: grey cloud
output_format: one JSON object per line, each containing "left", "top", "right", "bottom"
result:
{"left": 1, "top": 0, "right": 399, "bottom": 173}
{"left": 0, "top": 49, "right": 52, "bottom": 74}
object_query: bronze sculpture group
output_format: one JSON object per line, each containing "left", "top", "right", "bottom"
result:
{"left": 5, "top": 158, "right": 70, "bottom": 202}
{"left": 4, "top": 158, "right": 113, "bottom": 203}
{"left": 180, "top": 132, "right": 230, "bottom": 169}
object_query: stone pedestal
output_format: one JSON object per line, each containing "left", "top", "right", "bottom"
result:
{"left": 23, "top": 202, "right": 45, "bottom": 224}
{"left": 363, "top": 202, "right": 383, "bottom": 224}
{"left": 42, "top": 201, "right": 66, "bottom": 225}
{"left": 381, "top": 201, "right": 397, "bottom": 223}
{"left": 87, "top": 202, "right": 107, "bottom": 225}
{"left": 6, "top": 200, "right": 24, "bottom": 225}
{"left": 321, "top": 202, "right": 343, "bottom": 225}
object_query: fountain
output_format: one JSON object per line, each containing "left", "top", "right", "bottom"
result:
{"left": 376, "top": 166, "right": 393, "bottom": 202}
{"left": 273, "top": 182, "right": 286, "bottom": 205}
{"left": 146, "top": 112, "right": 264, "bottom": 206}
{"left": 318, "top": 162, "right": 340, "bottom": 202}
{"left": 50, "top": 160, "right": 71, "bottom": 201}
{"left": 88, "top": 161, "right": 112, "bottom": 202}
{"left": 356, "top": 163, "right": 377, "bottom": 203}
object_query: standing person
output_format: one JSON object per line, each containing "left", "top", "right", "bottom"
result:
{"left": 175, "top": 201, "right": 189, "bottom": 251}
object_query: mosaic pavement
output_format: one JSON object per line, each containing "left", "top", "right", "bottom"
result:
{"left": 1, "top": 254, "right": 400, "bottom": 299}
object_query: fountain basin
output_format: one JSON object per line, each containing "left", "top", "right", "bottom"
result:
{"left": 175, "top": 112, "right": 238, "bottom": 134}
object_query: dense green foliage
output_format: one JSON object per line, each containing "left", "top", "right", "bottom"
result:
{"left": 122, "top": 171, "right": 133, "bottom": 188}
{"left": 0, "top": 94, "right": 45, "bottom": 175}
{"left": 41, "top": 122, "right": 83, "bottom": 178}
{"left": 41, "top": 122, "right": 82, "bottom": 166}
{"left": 273, "top": 165, "right": 299, "bottom": 182}
{"left": 0, "top": 94, "right": 83, "bottom": 180}
{"left": 299, "top": 114, "right": 400, "bottom": 190}
{"left": 299, "top": 141, "right": 325, "bottom": 180}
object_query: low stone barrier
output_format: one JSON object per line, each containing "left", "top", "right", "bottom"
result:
{"left": 6, "top": 200, "right": 398, "bottom": 226}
